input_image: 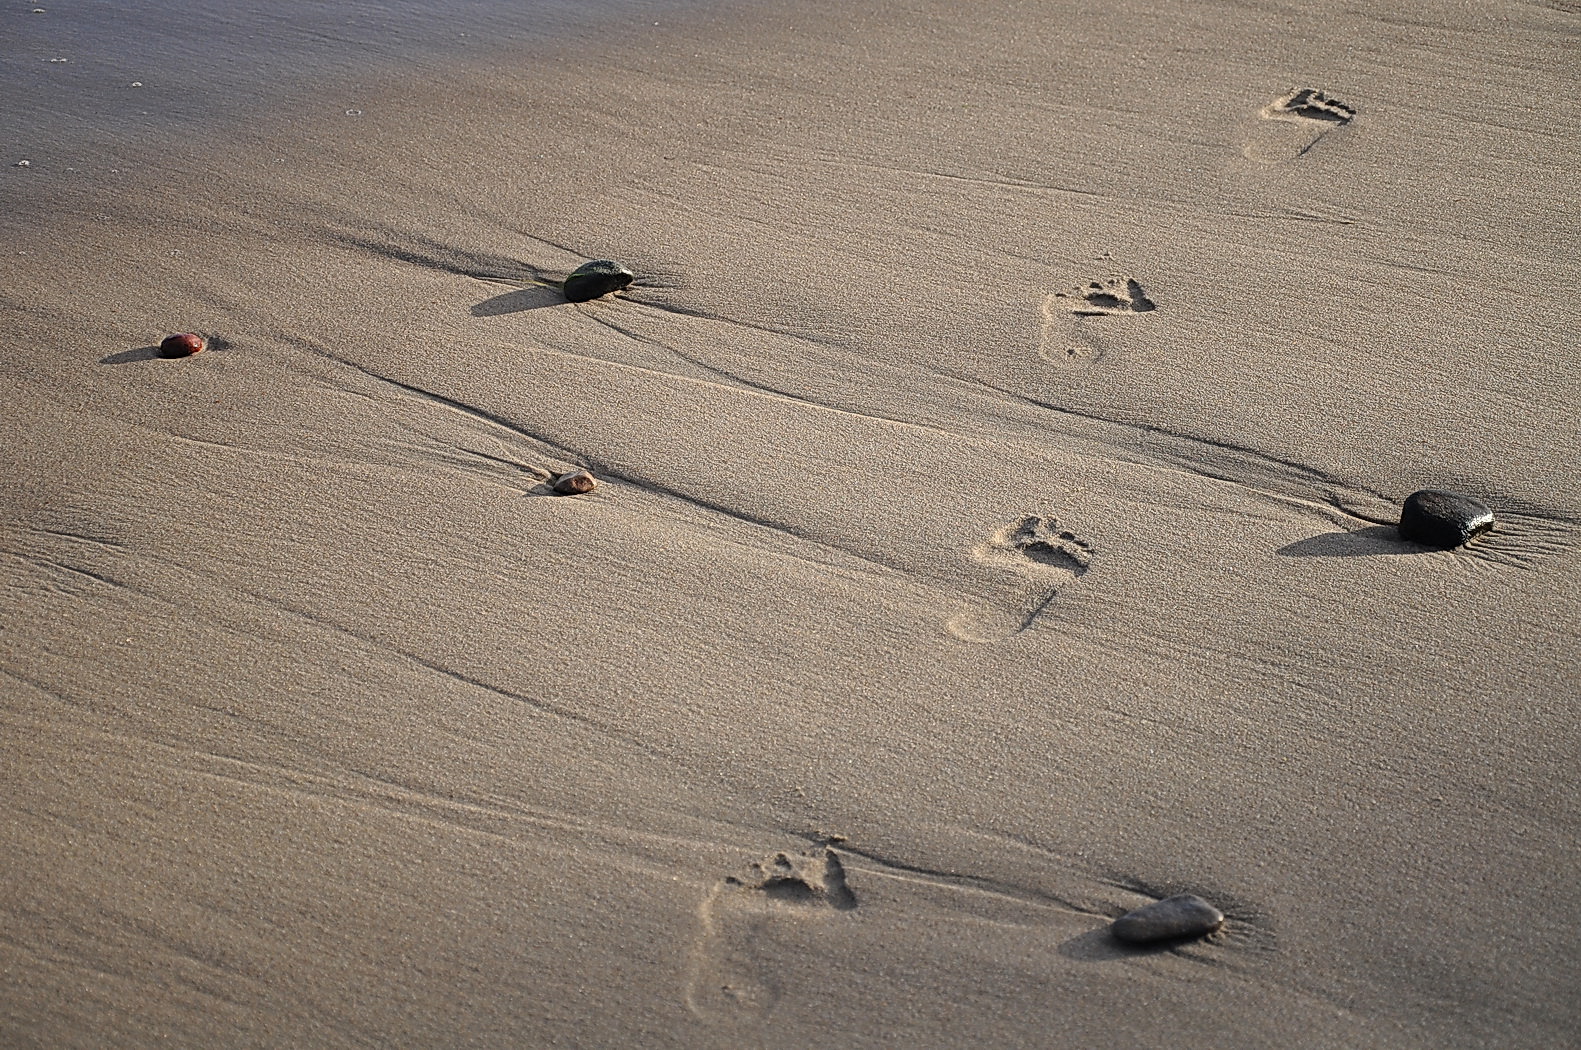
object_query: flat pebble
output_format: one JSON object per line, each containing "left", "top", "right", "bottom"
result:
{"left": 1399, "top": 489, "right": 1494, "bottom": 548}
{"left": 1110, "top": 894, "right": 1224, "bottom": 944}
{"left": 552, "top": 469, "right": 597, "bottom": 495}
{"left": 562, "top": 260, "right": 633, "bottom": 303}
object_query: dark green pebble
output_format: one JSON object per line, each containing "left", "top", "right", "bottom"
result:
{"left": 1399, "top": 489, "right": 1494, "bottom": 548}
{"left": 563, "top": 260, "right": 634, "bottom": 303}
{"left": 1110, "top": 894, "right": 1224, "bottom": 944}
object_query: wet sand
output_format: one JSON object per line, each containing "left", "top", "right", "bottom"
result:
{"left": 3, "top": 0, "right": 1579, "bottom": 1046}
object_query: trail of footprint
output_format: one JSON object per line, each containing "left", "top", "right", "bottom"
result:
{"left": 684, "top": 849, "right": 857, "bottom": 1029}
{"left": 1244, "top": 88, "right": 1356, "bottom": 163}
{"left": 948, "top": 515, "right": 1093, "bottom": 643}
{"left": 1038, "top": 276, "right": 1155, "bottom": 365}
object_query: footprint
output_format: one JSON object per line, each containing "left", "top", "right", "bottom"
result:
{"left": 1038, "top": 277, "right": 1155, "bottom": 364}
{"left": 684, "top": 849, "right": 857, "bottom": 1028}
{"left": 1244, "top": 88, "right": 1356, "bottom": 163}
{"left": 1264, "top": 88, "right": 1356, "bottom": 125}
{"left": 949, "top": 515, "right": 1094, "bottom": 642}
{"left": 1054, "top": 277, "right": 1157, "bottom": 318}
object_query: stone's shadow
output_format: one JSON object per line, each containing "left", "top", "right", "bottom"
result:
{"left": 1058, "top": 926, "right": 1182, "bottom": 962}
{"left": 101, "top": 345, "right": 163, "bottom": 364}
{"left": 525, "top": 480, "right": 578, "bottom": 498}
{"left": 102, "top": 336, "right": 233, "bottom": 365}
{"left": 471, "top": 284, "right": 566, "bottom": 316}
{"left": 1277, "top": 525, "right": 1408, "bottom": 558}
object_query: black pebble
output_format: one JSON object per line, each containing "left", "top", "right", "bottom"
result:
{"left": 1110, "top": 894, "right": 1224, "bottom": 944}
{"left": 563, "top": 260, "right": 634, "bottom": 303}
{"left": 1399, "top": 489, "right": 1494, "bottom": 548}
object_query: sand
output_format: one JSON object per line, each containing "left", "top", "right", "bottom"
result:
{"left": 3, "top": 0, "right": 1579, "bottom": 1046}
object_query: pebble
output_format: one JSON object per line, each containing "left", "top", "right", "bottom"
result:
{"left": 1399, "top": 489, "right": 1494, "bottom": 548}
{"left": 552, "top": 469, "right": 597, "bottom": 495}
{"left": 158, "top": 332, "right": 207, "bottom": 358}
{"left": 1110, "top": 894, "right": 1224, "bottom": 944}
{"left": 562, "top": 260, "right": 633, "bottom": 303}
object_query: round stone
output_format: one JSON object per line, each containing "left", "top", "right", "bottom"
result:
{"left": 158, "top": 332, "right": 207, "bottom": 358}
{"left": 1110, "top": 894, "right": 1224, "bottom": 944}
{"left": 552, "top": 469, "right": 597, "bottom": 495}
{"left": 1399, "top": 489, "right": 1494, "bottom": 548}
{"left": 562, "top": 260, "right": 633, "bottom": 303}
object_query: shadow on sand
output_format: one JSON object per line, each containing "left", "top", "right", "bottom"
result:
{"left": 471, "top": 284, "right": 566, "bottom": 316}
{"left": 1057, "top": 926, "right": 1192, "bottom": 963}
{"left": 102, "top": 336, "right": 233, "bottom": 365}
{"left": 1277, "top": 525, "right": 1412, "bottom": 558}
{"left": 101, "top": 345, "right": 165, "bottom": 365}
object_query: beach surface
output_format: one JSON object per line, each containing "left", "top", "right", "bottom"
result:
{"left": 3, "top": 1, "right": 1578, "bottom": 1046}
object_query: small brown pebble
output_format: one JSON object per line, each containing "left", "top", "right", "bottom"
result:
{"left": 158, "top": 332, "right": 206, "bottom": 358}
{"left": 553, "top": 470, "right": 597, "bottom": 495}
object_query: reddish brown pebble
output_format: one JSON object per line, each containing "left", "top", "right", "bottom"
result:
{"left": 553, "top": 470, "right": 597, "bottom": 495}
{"left": 158, "top": 332, "right": 206, "bottom": 358}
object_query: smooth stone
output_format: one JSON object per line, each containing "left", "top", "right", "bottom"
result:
{"left": 1399, "top": 489, "right": 1494, "bottom": 548}
{"left": 552, "top": 469, "right": 597, "bottom": 495}
{"left": 562, "top": 260, "right": 633, "bottom": 303}
{"left": 1110, "top": 894, "right": 1224, "bottom": 944}
{"left": 158, "top": 332, "right": 206, "bottom": 358}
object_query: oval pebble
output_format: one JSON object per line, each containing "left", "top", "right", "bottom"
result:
{"left": 563, "top": 260, "right": 633, "bottom": 303}
{"left": 1110, "top": 894, "right": 1224, "bottom": 944}
{"left": 1399, "top": 489, "right": 1494, "bottom": 548}
{"left": 158, "top": 332, "right": 207, "bottom": 358}
{"left": 552, "top": 469, "right": 597, "bottom": 495}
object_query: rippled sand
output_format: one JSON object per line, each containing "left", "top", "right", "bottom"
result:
{"left": 3, "top": 1, "right": 1578, "bottom": 1046}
